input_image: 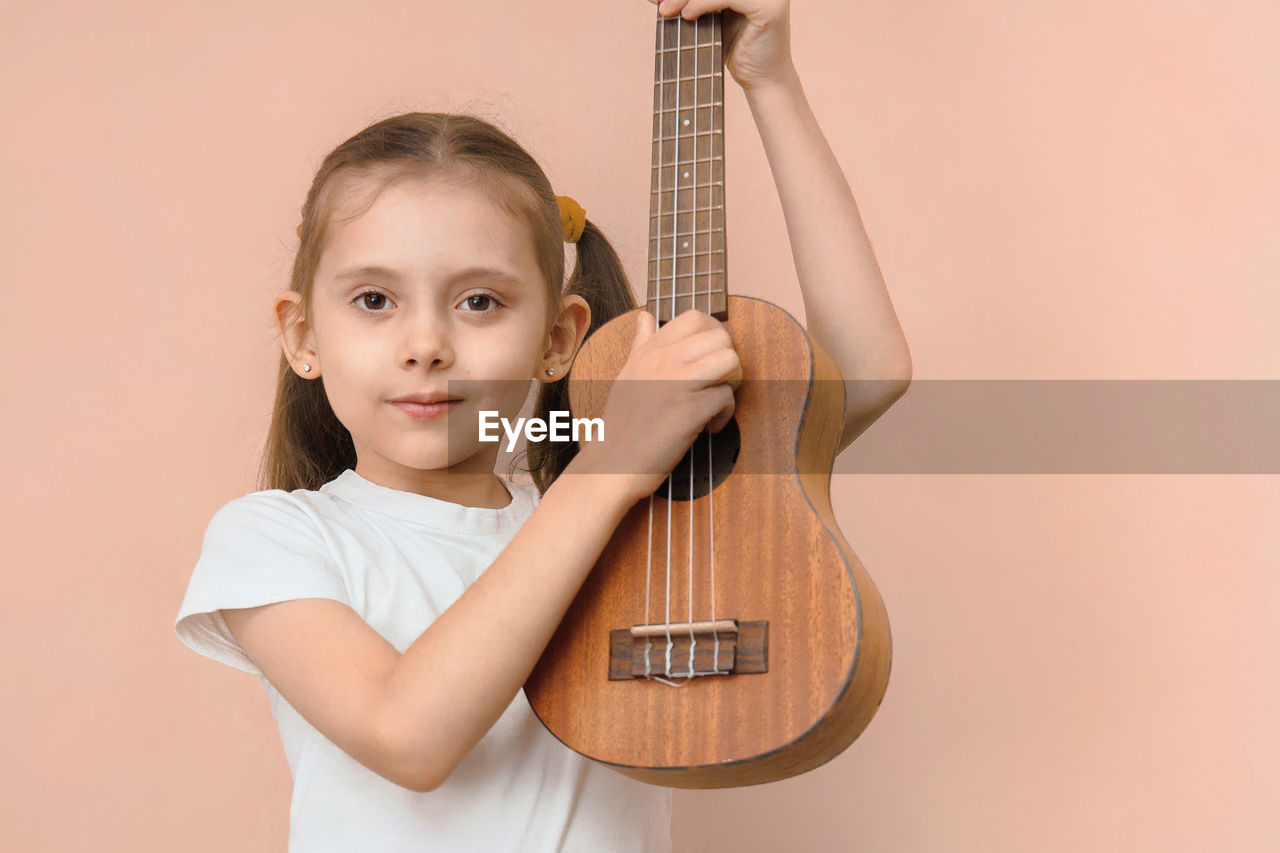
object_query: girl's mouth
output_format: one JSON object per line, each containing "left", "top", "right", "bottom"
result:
{"left": 389, "top": 400, "right": 461, "bottom": 419}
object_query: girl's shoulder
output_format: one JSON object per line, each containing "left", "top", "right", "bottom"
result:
{"left": 204, "top": 469, "right": 373, "bottom": 535}
{"left": 203, "top": 485, "right": 332, "bottom": 545}
{"left": 195, "top": 488, "right": 339, "bottom": 588}
{"left": 177, "top": 481, "right": 353, "bottom": 675}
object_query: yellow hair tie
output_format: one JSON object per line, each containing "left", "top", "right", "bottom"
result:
{"left": 557, "top": 195, "right": 586, "bottom": 243}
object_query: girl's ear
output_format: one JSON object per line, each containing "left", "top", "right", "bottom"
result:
{"left": 275, "top": 290, "right": 320, "bottom": 379}
{"left": 541, "top": 294, "right": 591, "bottom": 379}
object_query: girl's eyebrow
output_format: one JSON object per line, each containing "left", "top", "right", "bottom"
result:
{"left": 332, "top": 264, "right": 523, "bottom": 287}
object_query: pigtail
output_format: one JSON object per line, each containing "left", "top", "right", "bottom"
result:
{"left": 258, "top": 357, "right": 357, "bottom": 493}
{"left": 516, "top": 217, "right": 639, "bottom": 495}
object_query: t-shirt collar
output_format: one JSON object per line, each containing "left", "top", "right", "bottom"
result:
{"left": 320, "top": 468, "right": 531, "bottom": 533}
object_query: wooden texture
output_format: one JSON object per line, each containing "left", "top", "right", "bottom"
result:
{"left": 524, "top": 298, "right": 893, "bottom": 788}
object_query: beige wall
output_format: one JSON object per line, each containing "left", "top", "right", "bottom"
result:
{"left": 3, "top": 0, "right": 1277, "bottom": 850}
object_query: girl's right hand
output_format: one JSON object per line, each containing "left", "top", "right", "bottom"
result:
{"left": 572, "top": 309, "right": 742, "bottom": 505}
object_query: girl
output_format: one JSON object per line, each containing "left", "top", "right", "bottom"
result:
{"left": 174, "top": 0, "right": 912, "bottom": 850}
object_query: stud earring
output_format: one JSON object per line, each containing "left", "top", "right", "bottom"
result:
{"left": 545, "top": 367, "right": 556, "bottom": 376}
{"left": 303, "top": 364, "right": 312, "bottom": 372}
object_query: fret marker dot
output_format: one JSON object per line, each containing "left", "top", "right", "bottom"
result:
{"left": 683, "top": 118, "right": 690, "bottom": 126}
{"left": 683, "top": 171, "right": 690, "bottom": 178}
{"left": 682, "top": 241, "right": 689, "bottom": 248}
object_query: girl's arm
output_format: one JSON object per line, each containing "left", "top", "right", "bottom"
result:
{"left": 223, "top": 309, "right": 741, "bottom": 793}
{"left": 744, "top": 68, "right": 913, "bottom": 452}
{"left": 656, "top": 0, "right": 914, "bottom": 453}
{"left": 222, "top": 464, "right": 635, "bottom": 792}
{"left": 382, "top": 463, "right": 646, "bottom": 789}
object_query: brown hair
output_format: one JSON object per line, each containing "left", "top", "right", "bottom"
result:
{"left": 256, "top": 112, "right": 637, "bottom": 496}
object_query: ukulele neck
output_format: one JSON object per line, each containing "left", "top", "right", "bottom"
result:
{"left": 647, "top": 10, "right": 729, "bottom": 325}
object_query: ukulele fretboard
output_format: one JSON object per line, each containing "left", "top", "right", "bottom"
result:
{"left": 648, "top": 11, "right": 728, "bottom": 323}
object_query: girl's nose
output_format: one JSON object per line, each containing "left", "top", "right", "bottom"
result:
{"left": 399, "top": 313, "right": 454, "bottom": 369}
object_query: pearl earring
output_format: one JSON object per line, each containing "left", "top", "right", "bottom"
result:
{"left": 303, "top": 364, "right": 312, "bottom": 372}
{"left": 546, "top": 367, "right": 556, "bottom": 376}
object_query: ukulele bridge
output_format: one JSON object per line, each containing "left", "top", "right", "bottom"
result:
{"left": 608, "top": 619, "right": 768, "bottom": 680}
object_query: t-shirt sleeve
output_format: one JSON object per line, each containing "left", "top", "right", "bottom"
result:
{"left": 174, "top": 491, "right": 351, "bottom": 676}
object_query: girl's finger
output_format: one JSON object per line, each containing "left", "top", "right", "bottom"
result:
{"left": 631, "top": 309, "right": 657, "bottom": 353}
{"left": 666, "top": 0, "right": 773, "bottom": 22}
{"left": 677, "top": 327, "right": 734, "bottom": 365}
{"left": 685, "top": 347, "right": 741, "bottom": 388}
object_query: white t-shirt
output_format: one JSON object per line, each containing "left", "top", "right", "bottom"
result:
{"left": 174, "top": 467, "right": 672, "bottom": 853}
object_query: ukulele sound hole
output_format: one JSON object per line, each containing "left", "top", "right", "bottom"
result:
{"left": 654, "top": 416, "right": 740, "bottom": 501}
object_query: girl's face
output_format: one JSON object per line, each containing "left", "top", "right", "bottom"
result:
{"left": 298, "top": 173, "right": 560, "bottom": 497}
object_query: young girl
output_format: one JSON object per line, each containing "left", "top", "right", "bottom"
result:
{"left": 175, "top": 0, "right": 912, "bottom": 849}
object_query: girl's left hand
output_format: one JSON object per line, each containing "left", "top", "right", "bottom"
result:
{"left": 648, "top": 0, "right": 796, "bottom": 92}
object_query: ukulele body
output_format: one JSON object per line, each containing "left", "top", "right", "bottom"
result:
{"left": 524, "top": 296, "right": 892, "bottom": 788}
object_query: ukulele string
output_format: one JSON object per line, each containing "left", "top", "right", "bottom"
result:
{"left": 661, "top": 7, "right": 680, "bottom": 685}
{"left": 649, "top": 9, "right": 686, "bottom": 688}
{"left": 685, "top": 7, "right": 699, "bottom": 680}
{"left": 642, "top": 10, "right": 663, "bottom": 685}
{"left": 701, "top": 9, "right": 721, "bottom": 676}
{"left": 644, "top": 491, "right": 654, "bottom": 678}
{"left": 690, "top": 11, "right": 722, "bottom": 679}
{"left": 685, "top": 11, "right": 724, "bottom": 678}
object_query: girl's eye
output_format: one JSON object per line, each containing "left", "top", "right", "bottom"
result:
{"left": 352, "top": 289, "right": 391, "bottom": 312}
{"left": 460, "top": 291, "right": 503, "bottom": 313}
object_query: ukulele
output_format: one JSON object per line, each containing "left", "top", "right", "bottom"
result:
{"left": 523, "top": 8, "right": 892, "bottom": 789}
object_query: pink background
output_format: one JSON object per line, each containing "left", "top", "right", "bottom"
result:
{"left": 4, "top": 0, "right": 1278, "bottom": 850}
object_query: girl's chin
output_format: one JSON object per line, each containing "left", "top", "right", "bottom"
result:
{"left": 396, "top": 445, "right": 498, "bottom": 472}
